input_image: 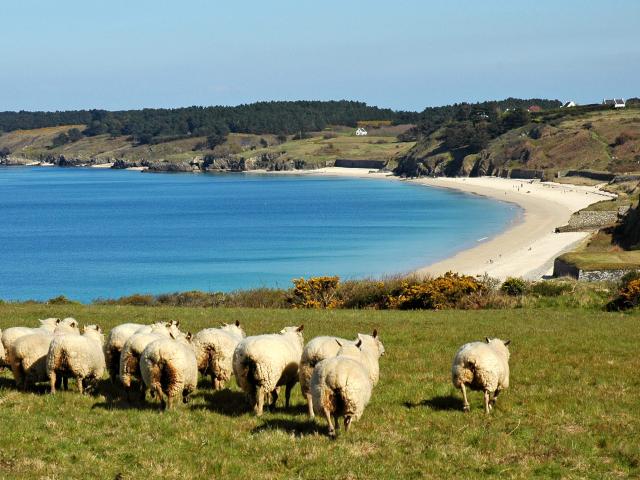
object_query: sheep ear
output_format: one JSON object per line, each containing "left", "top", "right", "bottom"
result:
{"left": 56, "top": 319, "right": 61, "bottom": 324}
{"left": 335, "top": 339, "right": 343, "bottom": 347}
{"left": 235, "top": 320, "right": 240, "bottom": 327}
{"left": 485, "top": 337, "right": 490, "bottom": 343}
{"left": 170, "top": 332, "right": 176, "bottom": 340}
{"left": 186, "top": 332, "right": 193, "bottom": 341}
{"left": 355, "top": 339, "right": 362, "bottom": 348}
{"left": 372, "top": 329, "right": 378, "bottom": 338}
{"left": 503, "top": 339, "right": 511, "bottom": 346}
{"left": 296, "top": 324, "right": 304, "bottom": 332}
{"left": 175, "top": 320, "right": 180, "bottom": 327}
{"left": 165, "top": 322, "right": 171, "bottom": 327}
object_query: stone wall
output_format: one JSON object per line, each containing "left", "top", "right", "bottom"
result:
{"left": 553, "top": 258, "right": 636, "bottom": 281}
{"left": 566, "top": 210, "right": 618, "bottom": 228}
{"left": 509, "top": 168, "right": 544, "bottom": 180}
{"left": 562, "top": 170, "right": 616, "bottom": 182}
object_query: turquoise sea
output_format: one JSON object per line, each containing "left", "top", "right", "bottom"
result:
{"left": 0, "top": 167, "right": 520, "bottom": 302}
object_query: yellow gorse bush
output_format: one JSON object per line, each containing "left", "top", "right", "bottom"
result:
{"left": 386, "top": 272, "right": 484, "bottom": 310}
{"left": 289, "top": 276, "right": 343, "bottom": 309}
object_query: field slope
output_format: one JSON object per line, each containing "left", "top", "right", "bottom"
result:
{"left": 0, "top": 305, "right": 638, "bottom": 479}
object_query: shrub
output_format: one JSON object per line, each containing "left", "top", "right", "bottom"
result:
{"left": 289, "top": 276, "right": 342, "bottom": 309}
{"left": 386, "top": 272, "right": 484, "bottom": 310}
{"left": 225, "top": 288, "right": 288, "bottom": 308}
{"left": 529, "top": 280, "right": 573, "bottom": 297}
{"left": 112, "top": 294, "right": 156, "bottom": 306}
{"left": 607, "top": 278, "right": 640, "bottom": 311}
{"left": 619, "top": 270, "right": 640, "bottom": 289}
{"left": 501, "top": 277, "right": 528, "bottom": 296}
{"left": 47, "top": 295, "right": 80, "bottom": 305}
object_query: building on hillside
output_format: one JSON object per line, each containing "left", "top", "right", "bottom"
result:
{"left": 355, "top": 127, "right": 368, "bottom": 136}
{"left": 527, "top": 105, "right": 542, "bottom": 112}
{"left": 603, "top": 98, "right": 626, "bottom": 108}
{"left": 561, "top": 101, "right": 577, "bottom": 108}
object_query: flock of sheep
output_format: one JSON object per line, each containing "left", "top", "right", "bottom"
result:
{"left": 0, "top": 317, "right": 511, "bottom": 437}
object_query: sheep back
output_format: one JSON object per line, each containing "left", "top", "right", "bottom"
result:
{"left": 47, "top": 331, "right": 105, "bottom": 381}
{"left": 193, "top": 328, "right": 243, "bottom": 383}
{"left": 299, "top": 336, "right": 352, "bottom": 397}
{"left": 451, "top": 340, "right": 510, "bottom": 393}
{"left": 140, "top": 338, "right": 198, "bottom": 402}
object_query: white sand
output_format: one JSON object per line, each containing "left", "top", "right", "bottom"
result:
{"left": 91, "top": 163, "right": 114, "bottom": 168}
{"left": 298, "top": 168, "right": 615, "bottom": 280}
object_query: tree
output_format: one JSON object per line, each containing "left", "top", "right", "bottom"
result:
{"left": 52, "top": 132, "right": 69, "bottom": 148}
{"left": 67, "top": 128, "right": 83, "bottom": 142}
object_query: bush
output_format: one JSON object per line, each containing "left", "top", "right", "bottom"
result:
{"left": 607, "top": 278, "right": 640, "bottom": 311}
{"left": 619, "top": 270, "right": 640, "bottom": 289}
{"left": 47, "top": 295, "right": 80, "bottom": 305}
{"left": 289, "top": 276, "right": 342, "bottom": 309}
{"left": 111, "top": 294, "right": 156, "bottom": 306}
{"left": 501, "top": 277, "right": 528, "bottom": 296}
{"left": 386, "top": 272, "right": 484, "bottom": 310}
{"left": 529, "top": 280, "right": 573, "bottom": 297}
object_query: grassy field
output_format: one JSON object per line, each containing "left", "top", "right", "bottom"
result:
{"left": 0, "top": 304, "right": 638, "bottom": 479}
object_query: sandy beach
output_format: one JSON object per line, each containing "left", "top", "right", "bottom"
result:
{"left": 300, "top": 167, "right": 614, "bottom": 280}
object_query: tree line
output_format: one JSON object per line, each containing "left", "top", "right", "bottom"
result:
{"left": 0, "top": 101, "right": 419, "bottom": 144}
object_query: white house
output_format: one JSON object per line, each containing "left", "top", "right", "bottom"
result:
{"left": 355, "top": 127, "right": 368, "bottom": 136}
{"left": 561, "top": 101, "right": 576, "bottom": 108}
{"left": 603, "top": 98, "right": 626, "bottom": 108}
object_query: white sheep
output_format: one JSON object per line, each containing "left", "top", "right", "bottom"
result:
{"left": 139, "top": 332, "right": 198, "bottom": 410}
{"left": 451, "top": 337, "right": 511, "bottom": 414}
{"left": 47, "top": 325, "right": 106, "bottom": 394}
{"left": 311, "top": 338, "right": 382, "bottom": 437}
{"left": 2, "top": 317, "right": 62, "bottom": 364}
{"left": 104, "top": 322, "right": 146, "bottom": 381}
{"left": 233, "top": 325, "right": 304, "bottom": 416}
{"left": 192, "top": 320, "right": 246, "bottom": 390}
{"left": 8, "top": 319, "right": 80, "bottom": 390}
{"left": 0, "top": 329, "right": 4, "bottom": 368}
{"left": 119, "top": 322, "right": 182, "bottom": 393}
{"left": 299, "top": 330, "right": 384, "bottom": 418}
{"left": 103, "top": 320, "right": 181, "bottom": 382}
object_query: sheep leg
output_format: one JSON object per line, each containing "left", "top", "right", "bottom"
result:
{"left": 76, "top": 376, "right": 84, "bottom": 394}
{"left": 323, "top": 407, "right": 336, "bottom": 438}
{"left": 167, "top": 394, "right": 174, "bottom": 410}
{"left": 49, "top": 371, "right": 57, "bottom": 394}
{"left": 344, "top": 416, "right": 352, "bottom": 432}
{"left": 460, "top": 383, "right": 470, "bottom": 412}
{"left": 306, "top": 392, "right": 315, "bottom": 418}
{"left": 284, "top": 382, "right": 294, "bottom": 409}
{"left": 490, "top": 389, "right": 500, "bottom": 407}
{"left": 63, "top": 376, "right": 69, "bottom": 391}
{"left": 333, "top": 415, "right": 340, "bottom": 431}
{"left": 255, "top": 386, "right": 265, "bottom": 416}
{"left": 483, "top": 390, "right": 492, "bottom": 414}
{"left": 270, "top": 388, "right": 279, "bottom": 410}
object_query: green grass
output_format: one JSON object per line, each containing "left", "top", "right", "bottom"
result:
{"left": 558, "top": 250, "right": 640, "bottom": 271}
{"left": 1, "top": 304, "right": 638, "bottom": 479}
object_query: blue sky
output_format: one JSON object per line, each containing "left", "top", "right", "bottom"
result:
{"left": 1, "top": 0, "right": 638, "bottom": 112}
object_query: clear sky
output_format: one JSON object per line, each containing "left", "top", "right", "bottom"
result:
{"left": 1, "top": 0, "right": 639, "bottom": 112}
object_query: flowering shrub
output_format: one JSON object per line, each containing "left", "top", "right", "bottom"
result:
{"left": 289, "top": 276, "right": 343, "bottom": 309}
{"left": 385, "top": 272, "right": 484, "bottom": 310}
{"left": 607, "top": 278, "right": 640, "bottom": 311}
{"left": 501, "top": 277, "right": 528, "bottom": 296}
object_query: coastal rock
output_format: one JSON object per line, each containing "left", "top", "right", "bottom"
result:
{"left": 146, "top": 161, "right": 194, "bottom": 173}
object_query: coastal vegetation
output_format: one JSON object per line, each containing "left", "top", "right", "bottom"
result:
{"left": 0, "top": 303, "right": 638, "bottom": 478}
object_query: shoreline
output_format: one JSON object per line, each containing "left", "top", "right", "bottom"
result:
{"left": 2, "top": 164, "right": 613, "bottom": 280}
{"left": 290, "top": 167, "right": 613, "bottom": 280}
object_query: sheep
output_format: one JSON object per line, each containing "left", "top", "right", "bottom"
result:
{"left": 299, "top": 329, "right": 384, "bottom": 418}
{"left": 104, "top": 320, "right": 181, "bottom": 382}
{"left": 119, "top": 322, "right": 182, "bottom": 394}
{"left": 233, "top": 325, "right": 304, "bottom": 416}
{"left": 0, "top": 329, "right": 4, "bottom": 368}
{"left": 104, "top": 323, "right": 146, "bottom": 382}
{"left": 311, "top": 338, "right": 382, "bottom": 438}
{"left": 2, "top": 317, "right": 62, "bottom": 364}
{"left": 451, "top": 337, "right": 511, "bottom": 414}
{"left": 8, "top": 319, "right": 80, "bottom": 390}
{"left": 192, "top": 320, "right": 246, "bottom": 390}
{"left": 139, "top": 332, "right": 198, "bottom": 410}
{"left": 47, "top": 325, "right": 106, "bottom": 394}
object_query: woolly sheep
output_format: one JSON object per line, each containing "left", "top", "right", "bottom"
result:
{"left": 192, "top": 320, "right": 246, "bottom": 390}
{"left": 104, "top": 320, "right": 181, "bottom": 382}
{"left": 299, "top": 330, "right": 384, "bottom": 418}
{"left": 311, "top": 338, "right": 381, "bottom": 437}
{"left": 104, "top": 323, "right": 146, "bottom": 381}
{"left": 451, "top": 337, "right": 511, "bottom": 414}
{"left": 233, "top": 325, "right": 304, "bottom": 416}
{"left": 47, "top": 325, "right": 106, "bottom": 394}
{"left": 8, "top": 319, "right": 80, "bottom": 390}
{"left": 2, "top": 318, "right": 63, "bottom": 364}
{"left": 119, "top": 322, "right": 182, "bottom": 392}
{"left": 139, "top": 332, "right": 198, "bottom": 410}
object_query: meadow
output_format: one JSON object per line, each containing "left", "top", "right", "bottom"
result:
{"left": 0, "top": 303, "right": 638, "bottom": 479}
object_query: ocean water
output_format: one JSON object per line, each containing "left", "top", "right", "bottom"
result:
{"left": 0, "top": 167, "right": 520, "bottom": 302}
